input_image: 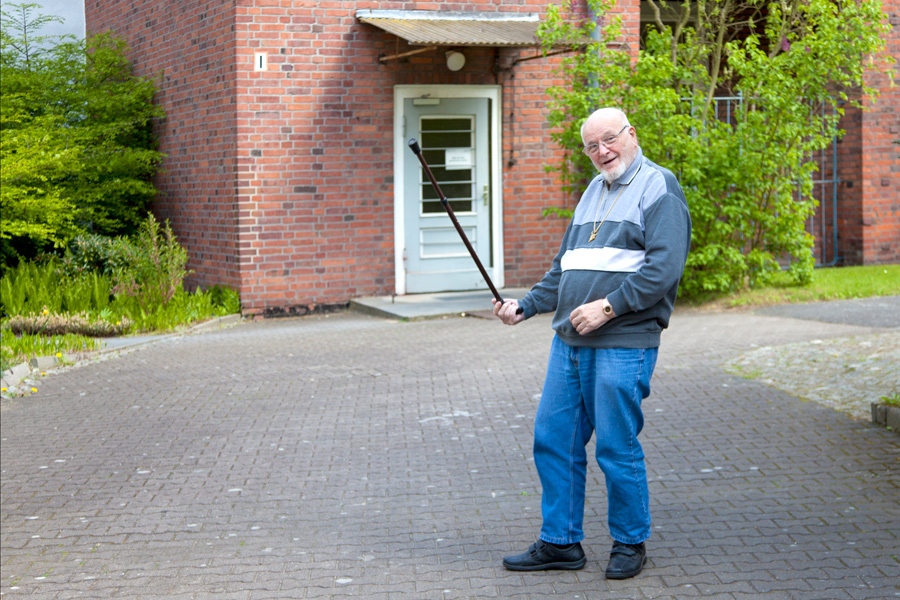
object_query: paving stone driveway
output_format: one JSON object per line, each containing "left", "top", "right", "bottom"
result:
{"left": 2, "top": 308, "right": 898, "bottom": 600}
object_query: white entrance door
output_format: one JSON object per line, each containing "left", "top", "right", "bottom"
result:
{"left": 402, "top": 97, "right": 493, "bottom": 293}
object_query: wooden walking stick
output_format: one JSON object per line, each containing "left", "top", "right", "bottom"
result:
{"left": 408, "top": 138, "right": 517, "bottom": 311}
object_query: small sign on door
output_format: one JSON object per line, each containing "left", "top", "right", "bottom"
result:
{"left": 445, "top": 148, "right": 473, "bottom": 170}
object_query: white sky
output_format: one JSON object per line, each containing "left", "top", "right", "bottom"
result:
{"left": 1, "top": 0, "right": 85, "bottom": 39}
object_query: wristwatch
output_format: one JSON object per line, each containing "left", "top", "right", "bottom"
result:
{"left": 602, "top": 299, "right": 614, "bottom": 316}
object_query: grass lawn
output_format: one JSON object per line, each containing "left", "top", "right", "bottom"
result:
{"left": 689, "top": 264, "right": 900, "bottom": 310}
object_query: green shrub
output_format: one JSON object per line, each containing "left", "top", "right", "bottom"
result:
{"left": 112, "top": 214, "right": 189, "bottom": 311}
{"left": 1, "top": 214, "right": 240, "bottom": 369}
{"left": 0, "top": 258, "right": 112, "bottom": 316}
{"left": 60, "top": 233, "right": 132, "bottom": 277}
{"left": 114, "top": 286, "right": 237, "bottom": 333}
{"left": 535, "top": 0, "right": 892, "bottom": 299}
{"left": 206, "top": 284, "right": 242, "bottom": 314}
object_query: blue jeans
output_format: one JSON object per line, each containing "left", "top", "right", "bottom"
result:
{"left": 535, "top": 335, "right": 658, "bottom": 546}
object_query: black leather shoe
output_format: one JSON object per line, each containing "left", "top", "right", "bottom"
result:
{"left": 502, "top": 540, "right": 587, "bottom": 571}
{"left": 605, "top": 541, "right": 646, "bottom": 579}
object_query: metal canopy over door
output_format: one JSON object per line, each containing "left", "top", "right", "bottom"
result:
{"left": 403, "top": 97, "right": 492, "bottom": 293}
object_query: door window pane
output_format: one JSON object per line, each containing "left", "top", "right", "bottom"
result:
{"left": 419, "top": 116, "right": 474, "bottom": 215}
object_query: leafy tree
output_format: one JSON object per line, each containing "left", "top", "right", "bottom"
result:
{"left": 1, "top": 2, "right": 164, "bottom": 268}
{"left": 536, "top": 0, "right": 892, "bottom": 298}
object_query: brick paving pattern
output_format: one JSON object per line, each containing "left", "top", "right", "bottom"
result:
{"left": 2, "top": 308, "right": 898, "bottom": 599}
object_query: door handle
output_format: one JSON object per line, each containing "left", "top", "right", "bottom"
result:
{"left": 483, "top": 185, "right": 489, "bottom": 206}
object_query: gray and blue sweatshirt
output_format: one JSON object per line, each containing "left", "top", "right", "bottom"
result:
{"left": 518, "top": 148, "right": 692, "bottom": 349}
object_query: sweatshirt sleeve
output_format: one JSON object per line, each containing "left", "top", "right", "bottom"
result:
{"left": 517, "top": 223, "right": 572, "bottom": 319}
{"left": 606, "top": 193, "right": 691, "bottom": 316}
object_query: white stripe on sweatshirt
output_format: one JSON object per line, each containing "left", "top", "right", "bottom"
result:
{"left": 560, "top": 247, "right": 646, "bottom": 273}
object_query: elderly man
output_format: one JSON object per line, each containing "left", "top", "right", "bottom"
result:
{"left": 493, "top": 107, "right": 691, "bottom": 579}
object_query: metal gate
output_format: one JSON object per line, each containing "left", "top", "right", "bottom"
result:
{"left": 801, "top": 110, "right": 841, "bottom": 266}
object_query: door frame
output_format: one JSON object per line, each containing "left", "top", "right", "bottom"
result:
{"left": 393, "top": 84, "right": 504, "bottom": 296}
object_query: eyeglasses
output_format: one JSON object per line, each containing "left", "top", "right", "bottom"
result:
{"left": 582, "top": 124, "right": 629, "bottom": 156}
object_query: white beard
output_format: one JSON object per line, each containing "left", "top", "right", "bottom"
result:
{"left": 601, "top": 161, "right": 628, "bottom": 183}
{"left": 600, "top": 146, "right": 638, "bottom": 183}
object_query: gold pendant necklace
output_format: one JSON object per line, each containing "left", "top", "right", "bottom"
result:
{"left": 588, "top": 182, "right": 627, "bottom": 243}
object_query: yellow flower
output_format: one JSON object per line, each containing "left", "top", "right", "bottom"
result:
{"left": 56, "top": 352, "right": 62, "bottom": 358}
{"left": 31, "top": 387, "right": 37, "bottom": 392}
{"left": 1, "top": 387, "right": 7, "bottom": 392}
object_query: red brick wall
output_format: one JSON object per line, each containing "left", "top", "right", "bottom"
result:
{"left": 229, "top": 0, "right": 576, "bottom": 313}
{"left": 835, "top": 1, "right": 899, "bottom": 266}
{"left": 495, "top": 48, "right": 572, "bottom": 289}
{"left": 87, "top": 0, "right": 586, "bottom": 313}
{"left": 837, "top": 107, "right": 865, "bottom": 264}
{"left": 85, "top": 0, "right": 900, "bottom": 312}
{"left": 84, "top": 0, "right": 242, "bottom": 291}
{"left": 609, "top": 0, "right": 641, "bottom": 61}
{"left": 858, "top": 0, "right": 900, "bottom": 264}
{"left": 90, "top": 0, "right": 896, "bottom": 315}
